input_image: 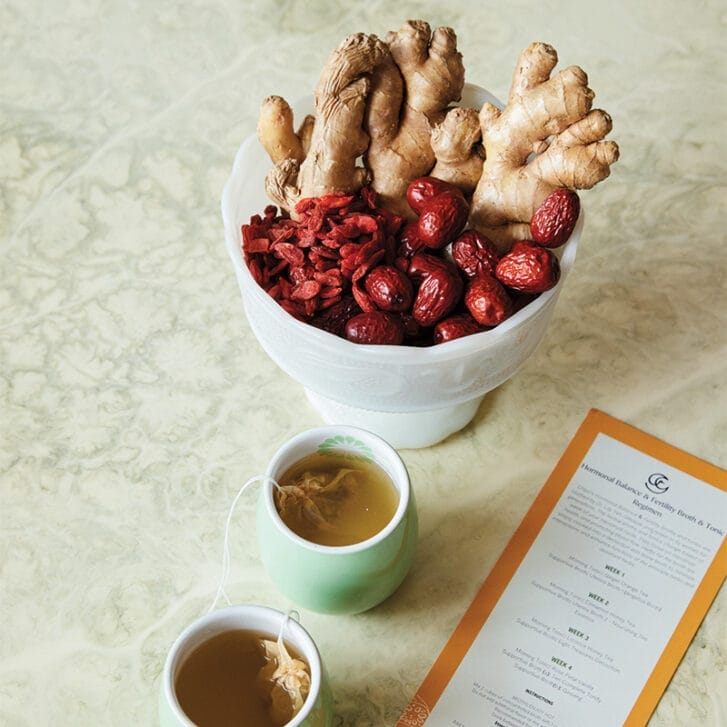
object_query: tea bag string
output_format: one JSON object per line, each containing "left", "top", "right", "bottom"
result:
{"left": 278, "top": 609, "right": 301, "bottom": 656}
{"left": 208, "top": 474, "right": 281, "bottom": 612}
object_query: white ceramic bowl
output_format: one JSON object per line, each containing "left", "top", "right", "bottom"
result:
{"left": 222, "top": 85, "right": 580, "bottom": 448}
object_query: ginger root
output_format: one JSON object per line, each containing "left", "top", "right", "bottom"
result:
{"left": 256, "top": 27, "right": 619, "bottom": 243}
{"left": 261, "top": 33, "right": 389, "bottom": 214}
{"left": 467, "top": 42, "right": 619, "bottom": 246}
{"left": 257, "top": 96, "right": 312, "bottom": 165}
{"left": 430, "top": 107, "right": 485, "bottom": 194}
{"left": 257, "top": 20, "right": 464, "bottom": 217}
{"left": 365, "top": 20, "right": 465, "bottom": 215}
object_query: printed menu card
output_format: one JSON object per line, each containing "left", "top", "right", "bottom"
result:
{"left": 398, "top": 409, "right": 726, "bottom": 727}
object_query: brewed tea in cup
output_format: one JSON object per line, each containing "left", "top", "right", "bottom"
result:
{"left": 257, "top": 426, "right": 418, "bottom": 614}
{"left": 158, "top": 605, "right": 332, "bottom": 727}
{"left": 274, "top": 449, "right": 400, "bottom": 547}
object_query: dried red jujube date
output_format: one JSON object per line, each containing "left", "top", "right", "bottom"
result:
{"left": 406, "top": 176, "right": 463, "bottom": 215}
{"left": 495, "top": 241, "right": 561, "bottom": 294}
{"left": 530, "top": 188, "right": 580, "bottom": 248}
{"left": 433, "top": 314, "right": 481, "bottom": 344}
{"left": 451, "top": 230, "right": 500, "bottom": 279}
{"left": 364, "top": 265, "right": 414, "bottom": 312}
{"left": 408, "top": 252, "right": 460, "bottom": 282}
{"left": 310, "top": 296, "right": 361, "bottom": 337}
{"left": 464, "top": 274, "right": 513, "bottom": 326}
{"left": 400, "top": 312, "right": 423, "bottom": 341}
{"left": 398, "top": 221, "right": 426, "bottom": 258}
{"left": 407, "top": 252, "right": 464, "bottom": 327}
{"left": 345, "top": 311, "right": 405, "bottom": 345}
{"left": 416, "top": 190, "right": 470, "bottom": 250}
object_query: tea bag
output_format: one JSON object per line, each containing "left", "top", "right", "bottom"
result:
{"left": 274, "top": 467, "right": 357, "bottom": 531}
{"left": 257, "top": 629, "right": 311, "bottom": 725}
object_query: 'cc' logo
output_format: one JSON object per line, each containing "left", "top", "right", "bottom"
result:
{"left": 645, "top": 472, "right": 670, "bottom": 494}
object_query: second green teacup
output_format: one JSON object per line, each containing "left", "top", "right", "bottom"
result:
{"left": 257, "top": 426, "right": 418, "bottom": 615}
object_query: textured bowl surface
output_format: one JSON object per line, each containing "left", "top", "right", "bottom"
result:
{"left": 221, "top": 85, "right": 580, "bottom": 417}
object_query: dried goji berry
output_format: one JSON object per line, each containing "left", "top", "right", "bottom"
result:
{"left": 273, "top": 242, "right": 305, "bottom": 267}
{"left": 290, "top": 280, "right": 321, "bottom": 301}
{"left": 352, "top": 283, "right": 377, "bottom": 313}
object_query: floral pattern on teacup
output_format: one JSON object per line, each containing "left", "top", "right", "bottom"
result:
{"left": 317, "top": 435, "right": 374, "bottom": 463}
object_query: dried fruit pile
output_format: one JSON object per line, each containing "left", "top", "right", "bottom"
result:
{"left": 242, "top": 19, "right": 618, "bottom": 346}
{"left": 242, "top": 189, "right": 401, "bottom": 325}
{"left": 242, "top": 179, "right": 578, "bottom": 345}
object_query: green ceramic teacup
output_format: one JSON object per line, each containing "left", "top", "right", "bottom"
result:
{"left": 257, "top": 426, "right": 418, "bottom": 615}
{"left": 158, "top": 604, "right": 333, "bottom": 726}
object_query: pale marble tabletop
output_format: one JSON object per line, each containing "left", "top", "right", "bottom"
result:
{"left": 1, "top": 1, "right": 725, "bottom": 725}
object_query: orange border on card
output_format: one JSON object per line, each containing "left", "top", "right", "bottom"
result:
{"left": 397, "top": 409, "right": 727, "bottom": 727}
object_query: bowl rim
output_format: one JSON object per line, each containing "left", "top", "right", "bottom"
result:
{"left": 221, "top": 83, "right": 581, "bottom": 364}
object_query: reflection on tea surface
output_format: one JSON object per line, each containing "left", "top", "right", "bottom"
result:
{"left": 175, "top": 629, "right": 309, "bottom": 727}
{"left": 275, "top": 452, "right": 399, "bottom": 547}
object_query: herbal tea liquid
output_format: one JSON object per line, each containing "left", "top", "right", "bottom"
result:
{"left": 275, "top": 452, "right": 399, "bottom": 546}
{"left": 174, "top": 629, "right": 306, "bottom": 727}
